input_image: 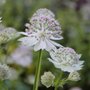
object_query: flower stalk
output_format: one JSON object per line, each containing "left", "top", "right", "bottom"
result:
{"left": 54, "top": 72, "right": 63, "bottom": 90}
{"left": 33, "top": 49, "right": 43, "bottom": 90}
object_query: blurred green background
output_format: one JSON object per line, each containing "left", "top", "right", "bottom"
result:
{"left": 0, "top": 0, "right": 90, "bottom": 90}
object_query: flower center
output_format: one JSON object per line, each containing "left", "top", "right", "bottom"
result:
{"left": 39, "top": 31, "right": 46, "bottom": 38}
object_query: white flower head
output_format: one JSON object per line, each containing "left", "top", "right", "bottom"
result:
{"left": 7, "top": 45, "right": 32, "bottom": 67}
{"left": 68, "top": 71, "right": 80, "bottom": 81}
{"left": 49, "top": 47, "right": 84, "bottom": 72}
{"left": 19, "top": 8, "right": 63, "bottom": 51}
{"left": 41, "top": 71, "right": 55, "bottom": 88}
{"left": 0, "top": 27, "right": 19, "bottom": 44}
{"left": 0, "top": 64, "right": 11, "bottom": 80}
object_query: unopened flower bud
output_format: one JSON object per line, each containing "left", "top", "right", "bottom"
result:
{"left": 41, "top": 71, "right": 55, "bottom": 88}
{"left": 68, "top": 71, "right": 80, "bottom": 81}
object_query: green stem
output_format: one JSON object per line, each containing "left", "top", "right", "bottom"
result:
{"left": 33, "top": 49, "right": 43, "bottom": 90}
{"left": 0, "top": 80, "right": 3, "bottom": 89}
{"left": 0, "top": 80, "right": 8, "bottom": 90}
{"left": 54, "top": 72, "right": 63, "bottom": 90}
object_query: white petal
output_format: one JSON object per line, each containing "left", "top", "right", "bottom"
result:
{"left": 74, "top": 64, "right": 83, "bottom": 71}
{"left": 45, "top": 39, "right": 56, "bottom": 51}
{"left": 19, "top": 37, "right": 38, "bottom": 47}
{"left": 49, "top": 52, "right": 59, "bottom": 62}
{"left": 50, "top": 40, "right": 63, "bottom": 47}
{"left": 50, "top": 36, "right": 63, "bottom": 40}
{"left": 78, "top": 61, "right": 84, "bottom": 65}
{"left": 19, "top": 32, "right": 28, "bottom": 36}
{"left": 48, "top": 58, "right": 61, "bottom": 69}
{"left": 34, "top": 40, "right": 46, "bottom": 51}
{"left": 78, "top": 54, "right": 82, "bottom": 58}
{"left": 60, "top": 66, "right": 75, "bottom": 72}
{"left": 59, "top": 64, "right": 77, "bottom": 72}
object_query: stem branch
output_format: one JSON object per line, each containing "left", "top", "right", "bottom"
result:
{"left": 55, "top": 72, "right": 63, "bottom": 90}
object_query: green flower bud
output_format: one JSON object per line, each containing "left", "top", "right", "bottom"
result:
{"left": 68, "top": 71, "right": 80, "bottom": 81}
{"left": 41, "top": 71, "right": 55, "bottom": 88}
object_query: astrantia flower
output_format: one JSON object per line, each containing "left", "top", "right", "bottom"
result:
{"left": 19, "top": 8, "right": 63, "bottom": 51}
{"left": 41, "top": 71, "right": 55, "bottom": 88}
{"left": 7, "top": 45, "right": 32, "bottom": 67}
{"left": 48, "top": 47, "right": 84, "bottom": 72}
{"left": 0, "top": 27, "right": 19, "bottom": 44}
{"left": 68, "top": 71, "right": 80, "bottom": 81}
{"left": 0, "top": 64, "right": 11, "bottom": 80}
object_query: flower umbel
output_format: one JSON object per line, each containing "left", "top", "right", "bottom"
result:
{"left": 41, "top": 71, "right": 55, "bottom": 88}
{"left": 49, "top": 47, "right": 84, "bottom": 72}
{"left": 7, "top": 45, "right": 32, "bottom": 67}
{"left": 0, "top": 27, "right": 19, "bottom": 44}
{"left": 68, "top": 71, "right": 80, "bottom": 81}
{"left": 19, "top": 8, "right": 63, "bottom": 51}
{"left": 0, "top": 64, "right": 11, "bottom": 80}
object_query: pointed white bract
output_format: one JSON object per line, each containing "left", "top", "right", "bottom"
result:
{"left": 19, "top": 8, "right": 63, "bottom": 51}
{"left": 48, "top": 47, "right": 84, "bottom": 72}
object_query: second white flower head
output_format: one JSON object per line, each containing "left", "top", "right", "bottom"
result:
{"left": 48, "top": 47, "right": 84, "bottom": 72}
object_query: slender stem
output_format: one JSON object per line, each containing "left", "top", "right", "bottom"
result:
{"left": 33, "top": 49, "right": 43, "bottom": 90}
{"left": 0, "top": 80, "right": 3, "bottom": 89}
{"left": 54, "top": 72, "right": 63, "bottom": 90}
